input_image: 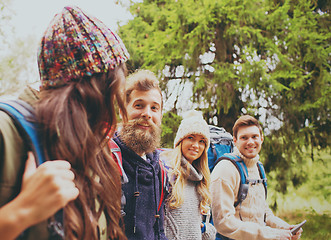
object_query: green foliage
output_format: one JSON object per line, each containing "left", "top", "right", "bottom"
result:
{"left": 0, "top": 0, "right": 39, "bottom": 96}
{"left": 0, "top": 0, "right": 13, "bottom": 46}
{"left": 302, "top": 150, "right": 331, "bottom": 200}
{"left": 0, "top": 37, "right": 39, "bottom": 96}
{"left": 267, "top": 148, "right": 331, "bottom": 239}
{"left": 161, "top": 111, "right": 182, "bottom": 148}
{"left": 119, "top": 0, "right": 330, "bottom": 194}
{"left": 301, "top": 213, "right": 331, "bottom": 240}
{"left": 280, "top": 211, "right": 331, "bottom": 240}
{"left": 267, "top": 147, "right": 331, "bottom": 212}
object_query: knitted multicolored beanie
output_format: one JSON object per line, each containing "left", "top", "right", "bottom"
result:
{"left": 38, "top": 5, "right": 129, "bottom": 89}
{"left": 174, "top": 110, "right": 210, "bottom": 148}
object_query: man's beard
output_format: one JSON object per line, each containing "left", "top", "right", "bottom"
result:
{"left": 120, "top": 118, "right": 161, "bottom": 155}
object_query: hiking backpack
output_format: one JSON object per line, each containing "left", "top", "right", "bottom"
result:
{"left": 0, "top": 100, "right": 46, "bottom": 165}
{"left": 207, "top": 125, "right": 234, "bottom": 172}
{"left": 212, "top": 153, "right": 268, "bottom": 240}
{"left": 215, "top": 153, "right": 268, "bottom": 208}
{"left": 206, "top": 125, "right": 267, "bottom": 205}
{"left": 0, "top": 99, "right": 64, "bottom": 239}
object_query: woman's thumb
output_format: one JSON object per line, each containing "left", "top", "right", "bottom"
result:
{"left": 23, "top": 151, "right": 37, "bottom": 181}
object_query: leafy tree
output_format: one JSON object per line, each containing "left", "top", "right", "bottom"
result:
{"left": 119, "top": 0, "right": 330, "bottom": 196}
{"left": 161, "top": 111, "right": 182, "bottom": 148}
{"left": 0, "top": 37, "right": 39, "bottom": 96}
{"left": 0, "top": 0, "right": 13, "bottom": 46}
{"left": 0, "top": 0, "right": 39, "bottom": 96}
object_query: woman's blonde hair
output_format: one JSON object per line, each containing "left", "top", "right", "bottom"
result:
{"left": 164, "top": 140, "right": 211, "bottom": 214}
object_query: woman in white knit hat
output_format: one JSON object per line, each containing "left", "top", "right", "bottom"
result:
{"left": 161, "top": 110, "right": 216, "bottom": 240}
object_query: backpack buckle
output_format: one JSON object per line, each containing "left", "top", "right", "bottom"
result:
{"left": 249, "top": 179, "right": 258, "bottom": 185}
{"left": 134, "top": 191, "right": 140, "bottom": 197}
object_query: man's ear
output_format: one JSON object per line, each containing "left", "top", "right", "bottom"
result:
{"left": 233, "top": 136, "right": 237, "bottom": 144}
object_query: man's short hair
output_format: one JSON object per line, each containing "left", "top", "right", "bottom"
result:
{"left": 125, "top": 69, "right": 163, "bottom": 106}
{"left": 232, "top": 115, "right": 263, "bottom": 139}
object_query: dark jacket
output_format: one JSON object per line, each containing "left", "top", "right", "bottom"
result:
{"left": 113, "top": 134, "right": 167, "bottom": 240}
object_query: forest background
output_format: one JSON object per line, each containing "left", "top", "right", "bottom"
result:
{"left": 1, "top": 0, "right": 330, "bottom": 239}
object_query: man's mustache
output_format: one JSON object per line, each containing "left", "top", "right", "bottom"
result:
{"left": 126, "top": 118, "right": 158, "bottom": 128}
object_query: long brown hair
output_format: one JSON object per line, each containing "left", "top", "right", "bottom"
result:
{"left": 35, "top": 63, "right": 127, "bottom": 240}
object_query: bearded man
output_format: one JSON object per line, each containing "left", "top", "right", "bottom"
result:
{"left": 113, "top": 70, "right": 168, "bottom": 240}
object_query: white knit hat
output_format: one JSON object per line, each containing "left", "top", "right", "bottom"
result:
{"left": 174, "top": 110, "right": 210, "bottom": 148}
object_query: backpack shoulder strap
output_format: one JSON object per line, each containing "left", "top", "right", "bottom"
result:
{"left": 210, "top": 142, "right": 218, "bottom": 161}
{"left": 108, "top": 138, "right": 128, "bottom": 183}
{"left": 0, "top": 100, "right": 65, "bottom": 238}
{"left": 157, "top": 149, "right": 172, "bottom": 213}
{"left": 257, "top": 161, "right": 268, "bottom": 199}
{"left": 215, "top": 154, "right": 248, "bottom": 181}
{"left": 215, "top": 154, "right": 249, "bottom": 207}
{"left": 157, "top": 158, "right": 168, "bottom": 213}
{"left": 109, "top": 138, "right": 122, "bottom": 172}
{"left": 0, "top": 100, "right": 45, "bottom": 165}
